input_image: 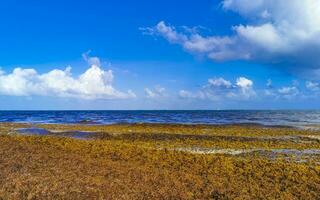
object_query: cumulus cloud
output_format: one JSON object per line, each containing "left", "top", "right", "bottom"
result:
{"left": 179, "top": 77, "right": 255, "bottom": 101}
{"left": 145, "top": 86, "right": 167, "bottom": 98}
{"left": 143, "top": 0, "right": 320, "bottom": 76}
{"left": 0, "top": 55, "right": 136, "bottom": 100}
{"left": 236, "top": 77, "right": 255, "bottom": 98}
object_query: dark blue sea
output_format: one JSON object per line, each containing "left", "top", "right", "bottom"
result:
{"left": 0, "top": 110, "right": 320, "bottom": 128}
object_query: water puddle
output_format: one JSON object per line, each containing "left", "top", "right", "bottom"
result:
{"left": 15, "top": 128, "right": 95, "bottom": 139}
{"left": 16, "top": 128, "right": 50, "bottom": 135}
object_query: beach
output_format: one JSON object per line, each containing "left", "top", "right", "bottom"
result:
{"left": 0, "top": 123, "right": 319, "bottom": 199}
{"left": 1, "top": 0, "right": 320, "bottom": 199}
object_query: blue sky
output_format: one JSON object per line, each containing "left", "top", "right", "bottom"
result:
{"left": 0, "top": 0, "right": 320, "bottom": 110}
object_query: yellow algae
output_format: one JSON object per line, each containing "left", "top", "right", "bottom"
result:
{"left": 0, "top": 123, "right": 319, "bottom": 199}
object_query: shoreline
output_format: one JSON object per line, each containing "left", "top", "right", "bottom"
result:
{"left": 0, "top": 120, "right": 308, "bottom": 128}
{"left": 3, "top": 120, "right": 320, "bottom": 133}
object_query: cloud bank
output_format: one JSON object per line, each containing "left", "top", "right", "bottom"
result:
{"left": 179, "top": 77, "right": 320, "bottom": 101}
{"left": 143, "top": 0, "right": 320, "bottom": 77}
{"left": 0, "top": 55, "right": 135, "bottom": 100}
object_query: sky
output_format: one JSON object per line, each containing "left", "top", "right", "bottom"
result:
{"left": 0, "top": 0, "right": 320, "bottom": 110}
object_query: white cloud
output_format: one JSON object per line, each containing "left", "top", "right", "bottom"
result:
{"left": 208, "top": 78, "right": 232, "bottom": 89}
{"left": 144, "top": 0, "right": 320, "bottom": 75}
{"left": 265, "top": 85, "right": 300, "bottom": 100}
{"left": 145, "top": 86, "right": 167, "bottom": 98}
{"left": 306, "top": 81, "right": 320, "bottom": 91}
{"left": 179, "top": 77, "right": 254, "bottom": 101}
{"left": 0, "top": 55, "right": 136, "bottom": 100}
{"left": 235, "top": 23, "right": 285, "bottom": 53}
{"left": 143, "top": 21, "right": 249, "bottom": 61}
{"left": 236, "top": 77, "right": 252, "bottom": 88}
{"left": 278, "top": 86, "right": 298, "bottom": 95}
{"left": 82, "top": 51, "right": 102, "bottom": 67}
{"left": 236, "top": 77, "right": 255, "bottom": 98}
{"left": 179, "top": 90, "right": 203, "bottom": 99}
{"left": 180, "top": 77, "right": 319, "bottom": 102}
{"left": 277, "top": 86, "right": 299, "bottom": 99}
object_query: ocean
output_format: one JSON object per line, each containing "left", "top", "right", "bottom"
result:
{"left": 0, "top": 110, "right": 320, "bottom": 128}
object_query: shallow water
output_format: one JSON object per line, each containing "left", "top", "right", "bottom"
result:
{"left": 16, "top": 128, "right": 94, "bottom": 139}
{"left": 17, "top": 128, "right": 50, "bottom": 135}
